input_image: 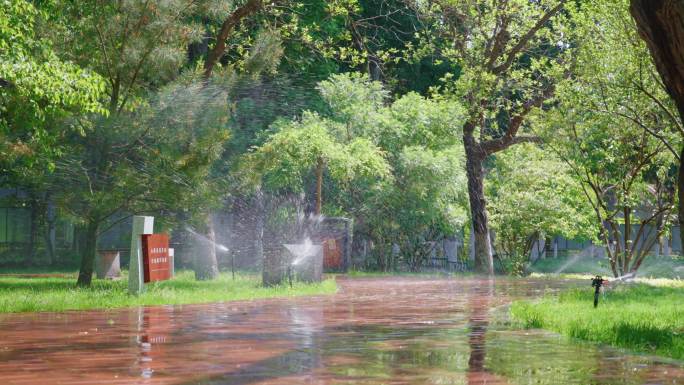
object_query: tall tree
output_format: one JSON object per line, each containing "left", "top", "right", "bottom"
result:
{"left": 569, "top": 0, "right": 681, "bottom": 258}
{"left": 412, "top": 0, "right": 570, "bottom": 273}
{"left": 1, "top": 0, "right": 104, "bottom": 265}
{"left": 194, "top": 0, "right": 275, "bottom": 280}
{"left": 540, "top": 0, "right": 679, "bottom": 276}
{"left": 544, "top": 105, "right": 675, "bottom": 277}
{"left": 46, "top": 1, "right": 232, "bottom": 285}
{"left": 542, "top": 1, "right": 679, "bottom": 276}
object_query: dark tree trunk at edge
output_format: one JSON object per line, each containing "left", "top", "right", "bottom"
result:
{"left": 630, "top": 0, "right": 684, "bottom": 120}
{"left": 631, "top": 0, "right": 684, "bottom": 254}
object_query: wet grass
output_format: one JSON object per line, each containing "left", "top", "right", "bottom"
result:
{"left": 511, "top": 282, "right": 684, "bottom": 360}
{"left": 0, "top": 270, "right": 337, "bottom": 313}
{"left": 0, "top": 266, "right": 80, "bottom": 275}
{"left": 529, "top": 255, "right": 684, "bottom": 278}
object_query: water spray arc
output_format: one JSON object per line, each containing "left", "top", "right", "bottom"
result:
{"left": 283, "top": 237, "right": 323, "bottom": 284}
{"left": 185, "top": 226, "right": 235, "bottom": 279}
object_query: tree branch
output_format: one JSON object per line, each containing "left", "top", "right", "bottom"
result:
{"left": 631, "top": 79, "right": 684, "bottom": 136}
{"left": 203, "top": 0, "right": 264, "bottom": 80}
{"left": 491, "top": 0, "right": 566, "bottom": 75}
{"left": 480, "top": 86, "right": 555, "bottom": 155}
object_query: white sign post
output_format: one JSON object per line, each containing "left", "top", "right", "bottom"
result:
{"left": 168, "top": 248, "right": 175, "bottom": 277}
{"left": 128, "top": 216, "right": 154, "bottom": 295}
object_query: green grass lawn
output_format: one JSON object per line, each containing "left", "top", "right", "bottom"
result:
{"left": 511, "top": 282, "right": 684, "bottom": 360}
{"left": 0, "top": 270, "right": 337, "bottom": 313}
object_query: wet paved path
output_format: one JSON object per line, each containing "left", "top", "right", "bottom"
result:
{"left": 0, "top": 276, "right": 683, "bottom": 385}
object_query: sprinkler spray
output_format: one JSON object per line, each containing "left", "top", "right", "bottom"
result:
{"left": 591, "top": 275, "right": 606, "bottom": 308}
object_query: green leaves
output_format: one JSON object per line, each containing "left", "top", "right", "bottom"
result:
{"left": 58, "top": 0, "right": 206, "bottom": 113}
{"left": 248, "top": 110, "right": 390, "bottom": 191}
{"left": 487, "top": 144, "right": 595, "bottom": 263}
{"left": 414, "top": 0, "right": 570, "bottom": 142}
{"left": 0, "top": 0, "right": 105, "bottom": 184}
{"left": 246, "top": 72, "right": 468, "bottom": 269}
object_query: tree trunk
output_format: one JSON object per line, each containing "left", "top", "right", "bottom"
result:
{"left": 203, "top": 0, "right": 264, "bottom": 80}
{"left": 76, "top": 219, "right": 99, "bottom": 287}
{"left": 631, "top": 0, "right": 684, "bottom": 253}
{"left": 623, "top": 205, "right": 632, "bottom": 272}
{"left": 464, "top": 142, "right": 494, "bottom": 275}
{"left": 195, "top": 214, "right": 219, "bottom": 280}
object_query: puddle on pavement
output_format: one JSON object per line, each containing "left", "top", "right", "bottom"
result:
{"left": 0, "top": 277, "right": 682, "bottom": 384}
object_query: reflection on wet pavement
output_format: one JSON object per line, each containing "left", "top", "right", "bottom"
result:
{"left": 0, "top": 277, "right": 682, "bottom": 384}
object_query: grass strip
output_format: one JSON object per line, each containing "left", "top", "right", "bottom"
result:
{"left": 511, "top": 282, "right": 684, "bottom": 360}
{"left": 0, "top": 270, "right": 337, "bottom": 313}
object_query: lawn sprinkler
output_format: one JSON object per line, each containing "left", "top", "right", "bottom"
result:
{"left": 287, "top": 264, "right": 293, "bottom": 288}
{"left": 591, "top": 275, "right": 607, "bottom": 308}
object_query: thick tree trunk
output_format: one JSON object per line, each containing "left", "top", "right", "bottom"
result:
{"left": 623, "top": 205, "right": 632, "bottom": 272}
{"left": 464, "top": 142, "right": 494, "bottom": 275}
{"left": 76, "top": 219, "right": 99, "bottom": 287}
{"left": 631, "top": 0, "right": 684, "bottom": 253}
{"left": 195, "top": 214, "right": 219, "bottom": 280}
{"left": 631, "top": 0, "right": 684, "bottom": 120}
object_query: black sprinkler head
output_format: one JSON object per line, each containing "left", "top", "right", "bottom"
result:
{"left": 591, "top": 275, "right": 605, "bottom": 308}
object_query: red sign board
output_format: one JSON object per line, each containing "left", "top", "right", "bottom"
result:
{"left": 323, "top": 238, "right": 343, "bottom": 270}
{"left": 142, "top": 234, "right": 171, "bottom": 283}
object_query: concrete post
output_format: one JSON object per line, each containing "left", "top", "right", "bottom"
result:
{"left": 168, "top": 248, "right": 175, "bottom": 277}
{"left": 665, "top": 237, "right": 671, "bottom": 256}
{"left": 530, "top": 241, "right": 538, "bottom": 262}
{"left": 455, "top": 240, "right": 459, "bottom": 264}
{"left": 128, "top": 216, "right": 154, "bottom": 295}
